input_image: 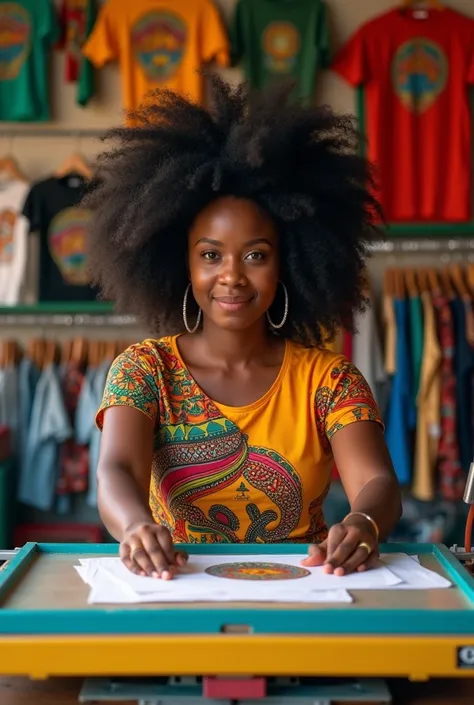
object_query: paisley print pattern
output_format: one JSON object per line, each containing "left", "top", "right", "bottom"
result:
{"left": 98, "top": 338, "right": 382, "bottom": 544}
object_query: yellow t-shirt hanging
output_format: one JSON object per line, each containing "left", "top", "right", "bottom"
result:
{"left": 82, "top": 0, "right": 229, "bottom": 111}
{"left": 97, "top": 336, "right": 382, "bottom": 544}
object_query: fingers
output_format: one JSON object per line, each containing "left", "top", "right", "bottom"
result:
{"left": 120, "top": 523, "right": 185, "bottom": 579}
{"left": 322, "top": 523, "right": 378, "bottom": 576}
{"left": 301, "top": 541, "right": 327, "bottom": 566}
{"left": 141, "top": 527, "right": 176, "bottom": 579}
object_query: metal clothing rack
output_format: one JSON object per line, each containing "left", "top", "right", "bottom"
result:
{"left": 0, "top": 304, "right": 138, "bottom": 327}
{"left": 0, "top": 314, "right": 138, "bottom": 327}
{"left": 0, "top": 128, "right": 107, "bottom": 139}
{"left": 368, "top": 238, "right": 474, "bottom": 253}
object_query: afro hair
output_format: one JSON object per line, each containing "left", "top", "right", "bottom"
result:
{"left": 83, "top": 76, "right": 381, "bottom": 347}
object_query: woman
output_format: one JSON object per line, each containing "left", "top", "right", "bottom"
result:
{"left": 85, "top": 78, "right": 402, "bottom": 581}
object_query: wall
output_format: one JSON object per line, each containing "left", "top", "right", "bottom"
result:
{"left": 1, "top": 0, "right": 474, "bottom": 324}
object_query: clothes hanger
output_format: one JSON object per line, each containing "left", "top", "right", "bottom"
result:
{"left": 54, "top": 153, "right": 93, "bottom": 180}
{"left": 440, "top": 266, "right": 456, "bottom": 300}
{"left": 105, "top": 341, "right": 117, "bottom": 362}
{"left": 401, "top": 0, "right": 444, "bottom": 10}
{"left": 71, "top": 336, "right": 87, "bottom": 365}
{"left": 42, "top": 340, "right": 56, "bottom": 369}
{"left": 449, "top": 264, "right": 471, "bottom": 301}
{"left": 88, "top": 340, "right": 100, "bottom": 368}
{"left": 383, "top": 268, "right": 394, "bottom": 298}
{"left": 393, "top": 268, "right": 405, "bottom": 300}
{"left": 0, "top": 155, "right": 28, "bottom": 183}
{"left": 416, "top": 268, "right": 428, "bottom": 293}
{"left": 427, "top": 268, "right": 441, "bottom": 295}
{"left": 467, "top": 263, "right": 474, "bottom": 296}
{"left": 405, "top": 269, "right": 418, "bottom": 298}
{"left": 61, "top": 340, "right": 72, "bottom": 366}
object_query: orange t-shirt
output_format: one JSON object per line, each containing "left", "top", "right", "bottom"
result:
{"left": 82, "top": 0, "right": 229, "bottom": 111}
{"left": 97, "top": 336, "right": 382, "bottom": 544}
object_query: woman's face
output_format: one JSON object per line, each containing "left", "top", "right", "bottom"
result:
{"left": 188, "top": 196, "right": 280, "bottom": 332}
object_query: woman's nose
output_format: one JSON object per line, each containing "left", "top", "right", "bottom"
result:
{"left": 219, "top": 258, "right": 246, "bottom": 286}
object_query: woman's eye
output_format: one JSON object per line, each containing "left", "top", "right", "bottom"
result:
{"left": 246, "top": 251, "right": 264, "bottom": 261}
{"left": 202, "top": 251, "right": 219, "bottom": 260}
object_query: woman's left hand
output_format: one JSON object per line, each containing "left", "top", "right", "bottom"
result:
{"left": 301, "top": 516, "right": 379, "bottom": 576}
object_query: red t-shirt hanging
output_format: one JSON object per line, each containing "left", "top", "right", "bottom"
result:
{"left": 332, "top": 8, "right": 474, "bottom": 223}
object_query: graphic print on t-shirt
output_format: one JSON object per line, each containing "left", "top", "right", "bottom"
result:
{"left": 0, "top": 209, "right": 16, "bottom": 262}
{"left": 131, "top": 10, "right": 187, "bottom": 81}
{"left": 0, "top": 3, "right": 31, "bottom": 79}
{"left": 262, "top": 21, "right": 300, "bottom": 75}
{"left": 65, "top": 0, "right": 88, "bottom": 64}
{"left": 48, "top": 206, "right": 91, "bottom": 285}
{"left": 392, "top": 37, "right": 448, "bottom": 113}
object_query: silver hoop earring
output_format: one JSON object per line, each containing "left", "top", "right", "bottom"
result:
{"left": 183, "top": 283, "right": 202, "bottom": 334}
{"left": 266, "top": 282, "right": 288, "bottom": 330}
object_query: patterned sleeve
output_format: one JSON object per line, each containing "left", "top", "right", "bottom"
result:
{"left": 95, "top": 345, "right": 160, "bottom": 430}
{"left": 315, "top": 358, "right": 383, "bottom": 444}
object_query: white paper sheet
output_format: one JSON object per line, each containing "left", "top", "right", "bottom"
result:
{"left": 75, "top": 553, "right": 451, "bottom": 605}
{"left": 374, "top": 553, "right": 451, "bottom": 589}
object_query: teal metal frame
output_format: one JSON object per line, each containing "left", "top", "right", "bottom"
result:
{"left": 1, "top": 542, "right": 474, "bottom": 636}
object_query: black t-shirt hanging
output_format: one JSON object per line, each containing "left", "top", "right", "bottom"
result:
{"left": 23, "top": 175, "right": 98, "bottom": 302}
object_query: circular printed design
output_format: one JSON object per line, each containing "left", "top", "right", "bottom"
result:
{"left": 392, "top": 38, "right": 448, "bottom": 113}
{"left": 0, "top": 209, "right": 16, "bottom": 263}
{"left": 205, "top": 561, "right": 310, "bottom": 581}
{"left": 0, "top": 3, "right": 31, "bottom": 80}
{"left": 262, "top": 22, "right": 300, "bottom": 75}
{"left": 48, "top": 207, "right": 91, "bottom": 286}
{"left": 132, "top": 11, "right": 187, "bottom": 81}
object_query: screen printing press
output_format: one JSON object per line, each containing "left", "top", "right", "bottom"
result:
{"left": 1, "top": 541, "right": 474, "bottom": 705}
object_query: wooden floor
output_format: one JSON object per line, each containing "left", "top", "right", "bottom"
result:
{"left": 1, "top": 678, "right": 474, "bottom": 704}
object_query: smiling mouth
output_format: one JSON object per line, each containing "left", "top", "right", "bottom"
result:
{"left": 213, "top": 296, "right": 253, "bottom": 312}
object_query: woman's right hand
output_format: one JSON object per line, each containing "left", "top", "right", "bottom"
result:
{"left": 120, "top": 522, "right": 188, "bottom": 579}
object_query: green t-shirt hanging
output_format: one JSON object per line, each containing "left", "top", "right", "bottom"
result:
{"left": 0, "top": 0, "right": 60, "bottom": 121}
{"left": 230, "top": 0, "right": 330, "bottom": 103}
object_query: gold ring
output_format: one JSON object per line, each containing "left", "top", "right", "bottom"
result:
{"left": 357, "top": 541, "right": 372, "bottom": 554}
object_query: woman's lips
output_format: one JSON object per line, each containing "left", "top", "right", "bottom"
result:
{"left": 213, "top": 296, "right": 252, "bottom": 312}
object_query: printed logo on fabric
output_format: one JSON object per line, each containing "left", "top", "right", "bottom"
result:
{"left": 48, "top": 207, "right": 92, "bottom": 285}
{"left": 0, "top": 3, "right": 31, "bottom": 80}
{"left": 0, "top": 209, "right": 16, "bottom": 263}
{"left": 132, "top": 11, "right": 187, "bottom": 81}
{"left": 392, "top": 37, "right": 448, "bottom": 113}
{"left": 262, "top": 21, "right": 300, "bottom": 75}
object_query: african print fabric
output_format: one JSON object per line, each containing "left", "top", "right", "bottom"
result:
{"left": 96, "top": 336, "right": 381, "bottom": 544}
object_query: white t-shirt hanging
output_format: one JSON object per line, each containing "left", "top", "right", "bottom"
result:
{"left": 353, "top": 303, "right": 387, "bottom": 413}
{"left": 0, "top": 179, "right": 29, "bottom": 305}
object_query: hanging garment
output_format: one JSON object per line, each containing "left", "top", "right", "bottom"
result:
{"left": 432, "top": 292, "right": 465, "bottom": 501}
{"left": 56, "top": 361, "right": 89, "bottom": 513}
{"left": 409, "top": 295, "right": 424, "bottom": 405}
{"left": 383, "top": 293, "right": 397, "bottom": 376}
{"left": 58, "top": 0, "right": 97, "bottom": 106}
{"left": 17, "top": 357, "right": 41, "bottom": 491}
{"left": 412, "top": 291, "right": 441, "bottom": 501}
{"left": 353, "top": 304, "right": 387, "bottom": 413}
{"left": 0, "top": 179, "right": 29, "bottom": 305}
{"left": 332, "top": 7, "right": 474, "bottom": 222}
{"left": 76, "top": 359, "right": 110, "bottom": 507}
{"left": 229, "top": 0, "right": 330, "bottom": 104}
{"left": 384, "top": 298, "right": 415, "bottom": 485}
{"left": 22, "top": 175, "right": 98, "bottom": 302}
{"left": 0, "top": 0, "right": 60, "bottom": 121}
{"left": 82, "top": 0, "right": 229, "bottom": 113}
{"left": 17, "top": 364, "right": 72, "bottom": 511}
{"left": 451, "top": 298, "right": 474, "bottom": 471}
